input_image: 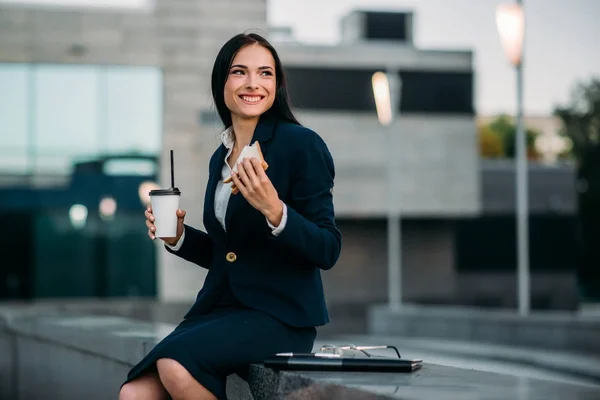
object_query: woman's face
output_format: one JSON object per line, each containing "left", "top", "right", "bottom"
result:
{"left": 224, "top": 44, "right": 277, "bottom": 121}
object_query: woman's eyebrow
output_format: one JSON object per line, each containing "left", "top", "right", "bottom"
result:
{"left": 230, "top": 64, "right": 274, "bottom": 70}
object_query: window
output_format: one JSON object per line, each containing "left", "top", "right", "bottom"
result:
{"left": 364, "top": 12, "right": 409, "bottom": 41}
{"left": 284, "top": 67, "right": 474, "bottom": 115}
{"left": 0, "top": 63, "right": 162, "bottom": 176}
{"left": 399, "top": 71, "right": 474, "bottom": 114}
{"left": 0, "top": 64, "right": 29, "bottom": 173}
{"left": 105, "top": 67, "right": 162, "bottom": 155}
{"left": 34, "top": 65, "right": 99, "bottom": 173}
{"left": 285, "top": 67, "right": 379, "bottom": 112}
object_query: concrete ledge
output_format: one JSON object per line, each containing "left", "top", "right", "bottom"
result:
{"left": 0, "top": 305, "right": 255, "bottom": 400}
{"left": 368, "top": 304, "right": 600, "bottom": 356}
{"left": 2, "top": 304, "right": 600, "bottom": 399}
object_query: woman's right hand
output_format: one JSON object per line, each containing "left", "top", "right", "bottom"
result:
{"left": 145, "top": 205, "right": 186, "bottom": 246}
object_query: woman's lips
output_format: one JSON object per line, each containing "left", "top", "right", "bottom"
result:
{"left": 239, "top": 95, "right": 264, "bottom": 104}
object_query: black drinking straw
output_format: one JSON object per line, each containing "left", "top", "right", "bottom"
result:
{"left": 170, "top": 149, "right": 175, "bottom": 188}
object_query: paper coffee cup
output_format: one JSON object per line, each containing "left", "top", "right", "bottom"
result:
{"left": 149, "top": 187, "right": 181, "bottom": 238}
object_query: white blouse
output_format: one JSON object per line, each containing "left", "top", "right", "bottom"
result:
{"left": 166, "top": 128, "right": 287, "bottom": 251}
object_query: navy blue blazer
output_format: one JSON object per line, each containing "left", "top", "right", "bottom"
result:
{"left": 166, "top": 116, "right": 342, "bottom": 327}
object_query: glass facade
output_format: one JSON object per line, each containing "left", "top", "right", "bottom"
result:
{"left": 0, "top": 63, "right": 162, "bottom": 300}
{"left": 0, "top": 63, "right": 162, "bottom": 175}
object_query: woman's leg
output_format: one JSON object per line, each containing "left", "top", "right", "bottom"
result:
{"left": 119, "top": 371, "right": 170, "bottom": 400}
{"left": 156, "top": 358, "right": 218, "bottom": 400}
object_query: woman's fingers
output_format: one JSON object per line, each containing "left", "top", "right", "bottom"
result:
{"left": 239, "top": 158, "right": 262, "bottom": 190}
{"left": 250, "top": 158, "right": 268, "bottom": 182}
{"left": 236, "top": 160, "right": 252, "bottom": 193}
{"left": 145, "top": 207, "right": 155, "bottom": 240}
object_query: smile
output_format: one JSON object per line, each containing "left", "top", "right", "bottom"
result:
{"left": 239, "top": 95, "right": 264, "bottom": 104}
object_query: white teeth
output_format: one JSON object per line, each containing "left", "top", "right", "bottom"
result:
{"left": 242, "top": 96, "right": 261, "bottom": 103}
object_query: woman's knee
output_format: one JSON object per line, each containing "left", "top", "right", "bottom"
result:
{"left": 156, "top": 358, "right": 189, "bottom": 393}
{"left": 119, "top": 383, "right": 139, "bottom": 400}
{"left": 119, "top": 373, "right": 168, "bottom": 400}
{"left": 156, "top": 358, "right": 217, "bottom": 400}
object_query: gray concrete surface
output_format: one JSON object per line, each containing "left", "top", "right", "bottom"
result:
{"left": 369, "top": 304, "right": 600, "bottom": 356}
{"left": 316, "top": 335, "right": 600, "bottom": 387}
{"left": 2, "top": 303, "right": 600, "bottom": 399}
{"left": 267, "top": 364, "right": 600, "bottom": 400}
{"left": 0, "top": 305, "right": 253, "bottom": 400}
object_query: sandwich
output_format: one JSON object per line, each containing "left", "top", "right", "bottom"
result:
{"left": 223, "top": 141, "right": 268, "bottom": 194}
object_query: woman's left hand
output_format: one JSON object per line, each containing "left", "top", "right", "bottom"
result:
{"left": 231, "top": 157, "right": 283, "bottom": 226}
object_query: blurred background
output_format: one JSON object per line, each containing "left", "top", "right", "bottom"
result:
{"left": 0, "top": 0, "right": 599, "bottom": 327}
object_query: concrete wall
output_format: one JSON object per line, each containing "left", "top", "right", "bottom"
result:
{"left": 0, "top": 307, "right": 256, "bottom": 400}
{"left": 0, "top": 328, "right": 16, "bottom": 398}
{"left": 481, "top": 161, "right": 576, "bottom": 215}
{"left": 276, "top": 43, "right": 472, "bottom": 71}
{"left": 277, "top": 42, "right": 479, "bottom": 217}
{"left": 324, "top": 220, "right": 456, "bottom": 306}
{"left": 296, "top": 112, "right": 480, "bottom": 217}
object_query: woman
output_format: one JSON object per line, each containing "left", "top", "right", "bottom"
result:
{"left": 119, "top": 33, "right": 342, "bottom": 400}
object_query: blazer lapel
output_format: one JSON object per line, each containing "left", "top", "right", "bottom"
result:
{"left": 205, "top": 144, "right": 227, "bottom": 239}
{"left": 224, "top": 117, "right": 277, "bottom": 231}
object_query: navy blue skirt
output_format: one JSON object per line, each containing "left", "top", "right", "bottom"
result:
{"left": 124, "top": 296, "right": 316, "bottom": 399}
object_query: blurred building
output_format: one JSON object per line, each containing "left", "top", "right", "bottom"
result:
{"left": 0, "top": 1, "right": 579, "bottom": 312}
{"left": 268, "top": 11, "right": 480, "bottom": 309}
{"left": 271, "top": 13, "right": 578, "bottom": 311}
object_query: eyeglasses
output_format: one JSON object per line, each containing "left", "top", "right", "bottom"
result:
{"left": 319, "top": 344, "right": 402, "bottom": 359}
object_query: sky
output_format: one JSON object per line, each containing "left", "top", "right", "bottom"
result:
{"left": 3, "top": 0, "right": 599, "bottom": 116}
{"left": 268, "top": 0, "right": 600, "bottom": 116}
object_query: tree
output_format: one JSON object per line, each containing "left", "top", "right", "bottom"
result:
{"left": 482, "top": 114, "right": 540, "bottom": 160}
{"left": 554, "top": 78, "right": 600, "bottom": 301}
{"left": 478, "top": 124, "right": 504, "bottom": 158}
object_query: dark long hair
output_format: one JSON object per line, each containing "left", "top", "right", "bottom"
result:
{"left": 211, "top": 33, "right": 301, "bottom": 128}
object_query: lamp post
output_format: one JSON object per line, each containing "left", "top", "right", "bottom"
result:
{"left": 372, "top": 71, "right": 402, "bottom": 311}
{"left": 496, "top": 1, "right": 529, "bottom": 316}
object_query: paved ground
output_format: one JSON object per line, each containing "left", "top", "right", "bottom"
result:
{"left": 316, "top": 334, "right": 600, "bottom": 391}
{"left": 580, "top": 303, "right": 600, "bottom": 317}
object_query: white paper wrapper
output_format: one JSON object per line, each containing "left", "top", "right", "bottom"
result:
{"left": 231, "top": 143, "right": 261, "bottom": 173}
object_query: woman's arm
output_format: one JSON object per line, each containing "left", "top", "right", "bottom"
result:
{"left": 269, "top": 130, "right": 342, "bottom": 270}
{"left": 165, "top": 225, "right": 214, "bottom": 269}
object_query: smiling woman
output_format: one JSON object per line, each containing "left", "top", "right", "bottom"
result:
{"left": 224, "top": 45, "right": 277, "bottom": 121}
{"left": 120, "top": 33, "right": 342, "bottom": 400}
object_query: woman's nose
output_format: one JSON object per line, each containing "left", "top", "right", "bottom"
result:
{"left": 245, "top": 74, "right": 259, "bottom": 90}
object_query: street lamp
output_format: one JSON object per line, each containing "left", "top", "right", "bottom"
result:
{"left": 372, "top": 71, "right": 402, "bottom": 311}
{"left": 496, "top": 1, "right": 529, "bottom": 316}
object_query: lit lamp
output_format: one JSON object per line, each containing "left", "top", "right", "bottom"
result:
{"left": 496, "top": 1, "right": 530, "bottom": 316}
{"left": 138, "top": 181, "right": 160, "bottom": 206}
{"left": 496, "top": 4, "right": 524, "bottom": 67}
{"left": 372, "top": 71, "right": 402, "bottom": 311}
{"left": 99, "top": 197, "right": 118, "bottom": 221}
{"left": 69, "top": 204, "right": 88, "bottom": 230}
{"left": 372, "top": 72, "right": 394, "bottom": 126}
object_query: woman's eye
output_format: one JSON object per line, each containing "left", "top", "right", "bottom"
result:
{"left": 261, "top": 71, "right": 273, "bottom": 76}
{"left": 231, "top": 69, "right": 244, "bottom": 75}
